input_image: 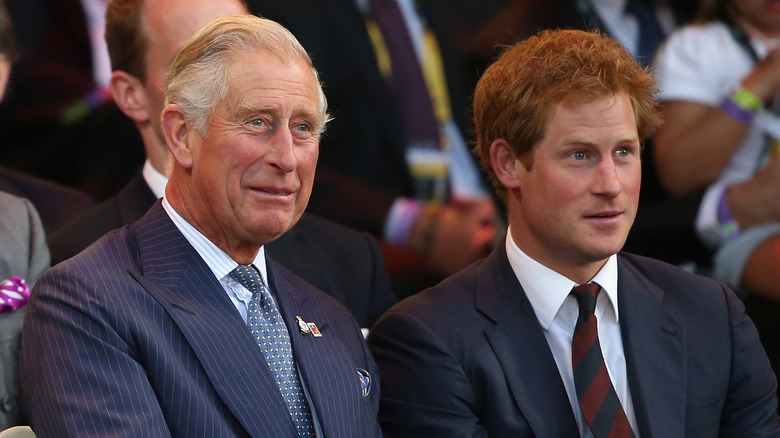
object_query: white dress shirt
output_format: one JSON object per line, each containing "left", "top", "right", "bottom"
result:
{"left": 142, "top": 160, "right": 168, "bottom": 199}
{"left": 162, "top": 197, "right": 269, "bottom": 323}
{"left": 504, "top": 228, "right": 639, "bottom": 437}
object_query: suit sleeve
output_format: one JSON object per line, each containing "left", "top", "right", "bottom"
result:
{"left": 720, "top": 285, "right": 780, "bottom": 436}
{"left": 18, "top": 269, "right": 172, "bottom": 437}
{"left": 367, "top": 309, "right": 488, "bottom": 438}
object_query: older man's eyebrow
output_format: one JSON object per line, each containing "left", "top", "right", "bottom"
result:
{"left": 233, "top": 103, "right": 270, "bottom": 120}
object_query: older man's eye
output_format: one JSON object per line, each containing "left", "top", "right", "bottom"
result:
{"left": 250, "top": 119, "right": 264, "bottom": 127}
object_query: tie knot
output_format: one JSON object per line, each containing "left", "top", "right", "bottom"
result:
{"left": 229, "top": 264, "right": 263, "bottom": 293}
{"left": 572, "top": 282, "right": 601, "bottom": 314}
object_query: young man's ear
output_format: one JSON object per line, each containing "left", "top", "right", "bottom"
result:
{"left": 161, "top": 103, "right": 196, "bottom": 170}
{"left": 490, "top": 138, "right": 525, "bottom": 190}
{"left": 110, "top": 70, "right": 151, "bottom": 124}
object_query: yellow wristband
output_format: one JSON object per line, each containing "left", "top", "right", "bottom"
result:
{"left": 732, "top": 87, "right": 762, "bottom": 111}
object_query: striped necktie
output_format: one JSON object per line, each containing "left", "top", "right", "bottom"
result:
{"left": 230, "top": 264, "right": 313, "bottom": 437}
{"left": 571, "top": 282, "right": 634, "bottom": 438}
{"left": 368, "top": 0, "right": 440, "bottom": 149}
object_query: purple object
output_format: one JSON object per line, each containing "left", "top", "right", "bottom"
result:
{"left": 0, "top": 276, "right": 31, "bottom": 312}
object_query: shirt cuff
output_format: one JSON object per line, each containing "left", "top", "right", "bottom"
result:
{"left": 383, "top": 198, "right": 424, "bottom": 246}
{"left": 696, "top": 183, "right": 740, "bottom": 248}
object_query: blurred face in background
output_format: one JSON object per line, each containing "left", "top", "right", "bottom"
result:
{"left": 142, "top": 0, "right": 246, "bottom": 140}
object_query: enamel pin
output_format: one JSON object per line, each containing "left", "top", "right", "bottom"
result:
{"left": 307, "top": 323, "right": 322, "bottom": 338}
{"left": 296, "top": 316, "right": 311, "bottom": 335}
{"left": 296, "top": 316, "right": 322, "bottom": 337}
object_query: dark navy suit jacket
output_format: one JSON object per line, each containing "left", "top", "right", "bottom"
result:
{"left": 368, "top": 245, "right": 780, "bottom": 437}
{"left": 19, "top": 203, "right": 382, "bottom": 437}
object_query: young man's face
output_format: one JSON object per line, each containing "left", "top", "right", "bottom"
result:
{"left": 510, "top": 93, "right": 641, "bottom": 282}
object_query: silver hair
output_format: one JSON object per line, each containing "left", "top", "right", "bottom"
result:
{"left": 165, "top": 14, "right": 330, "bottom": 137}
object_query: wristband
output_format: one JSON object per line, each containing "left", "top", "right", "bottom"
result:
{"left": 384, "top": 198, "right": 424, "bottom": 246}
{"left": 732, "top": 86, "right": 762, "bottom": 111}
{"left": 716, "top": 190, "right": 741, "bottom": 242}
{"left": 720, "top": 86, "right": 762, "bottom": 124}
{"left": 720, "top": 96, "right": 755, "bottom": 124}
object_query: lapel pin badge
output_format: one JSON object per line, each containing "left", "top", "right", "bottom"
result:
{"left": 296, "top": 316, "right": 311, "bottom": 335}
{"left": 296, "top": 316, "right": 322, "bottom": 338}
{"left": 307, "top": 322, "right": 322, "bottom": 338}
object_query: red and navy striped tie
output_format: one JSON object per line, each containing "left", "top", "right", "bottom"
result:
{"left": 571, "top": 283, "right": 634, "bottom": 438}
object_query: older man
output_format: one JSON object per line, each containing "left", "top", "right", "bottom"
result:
{"left": 367, "top": 29, "right": 780, "bottom": 437}
{"left": 47, "top": 0, "right": 395, "bottom": 330}
{"left": 20, "top": 15, "right": 381, "bottom": 437}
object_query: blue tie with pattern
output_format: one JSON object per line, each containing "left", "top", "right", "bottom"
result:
{"left": 230, "top": 264, "right": 313, "bottom": 437}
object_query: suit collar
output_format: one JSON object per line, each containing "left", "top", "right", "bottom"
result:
{"left": 128, "top": 203, "right": 298, "bottom": 436}
{"left": 476, "top": 246, "right": 581, "bottom": 437}
{"left": 617, "top": 255, "right": 686, "bottom": 438}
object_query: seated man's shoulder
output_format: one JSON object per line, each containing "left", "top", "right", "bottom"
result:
{"left": 284, "top": 212, "right": 375, "bottom": 250}
{"left": 47, "top": 224, "right": 137, "bottom": 279}
{"left": 0, "top": 190, "right": 30, "bottom": 217}
{"left": 47, "top": 196, "right": 125, "bottom": 263}
{"left": 374, "top": 257, "right": 488, "bottom": 331}
{"left": 619, "top": 252, "right": 729, "bottom": 304}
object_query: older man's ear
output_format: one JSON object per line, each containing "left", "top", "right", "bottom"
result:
{"left": 161, "top": 104, "right": 196, "bottom": 170}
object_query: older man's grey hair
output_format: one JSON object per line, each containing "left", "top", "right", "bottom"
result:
{"left": 165, "top": 14, "right": 330, "bottom": 137}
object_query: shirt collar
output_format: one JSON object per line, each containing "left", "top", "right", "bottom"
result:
{"left": 142, "top": 159, "right": 168, "bottom": 199}
{"left": 504, "top": 227, "right": 620, "bottom": 331}
{"left": 161, "top": 197, "right": 268, "bottom": 283}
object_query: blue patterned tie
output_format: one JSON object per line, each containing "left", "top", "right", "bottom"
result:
{"left": 230, "top": 265, "right": 313, "bottom": 437}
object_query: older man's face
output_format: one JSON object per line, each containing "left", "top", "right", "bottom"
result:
{"left": 187, "top": 51, "right": 322, "bottom": 247}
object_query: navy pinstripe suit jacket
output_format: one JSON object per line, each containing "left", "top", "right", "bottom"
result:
{"left": 19, "top": 202, "right": 381, "bottom": 437}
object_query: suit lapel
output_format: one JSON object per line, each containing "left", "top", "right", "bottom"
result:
{"left": 477, "top": 247, "right": 580, "bottom": 436}
{"left": 617, "top": 256, "right": 686, "bottom": 437}
{"left": 268, "top": 260, "right": 366, "bottom": 435}
{"left": 126, "top": 203, "right": 297, "bottom": 437}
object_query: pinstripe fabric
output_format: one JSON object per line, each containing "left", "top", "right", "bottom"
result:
{"left": 230, "top": 265, "right": 314, "bottom": 436}
{"left": 18, "top": 202, "right": 381, "bottom": 437}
